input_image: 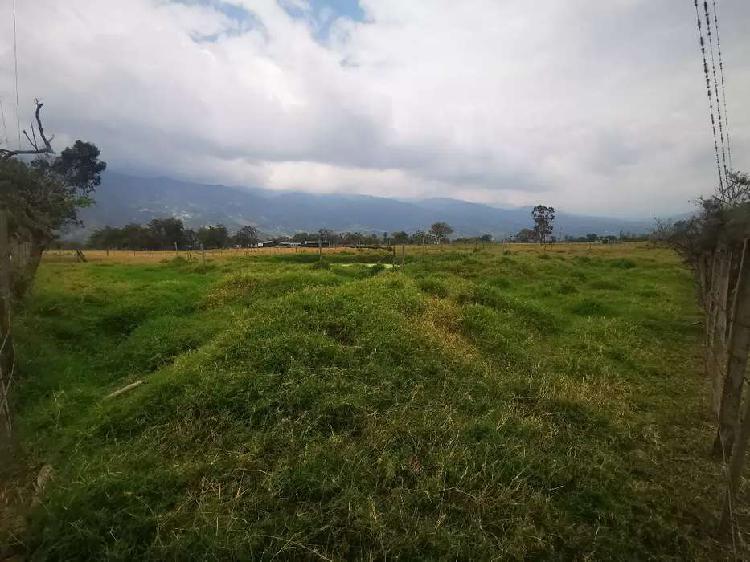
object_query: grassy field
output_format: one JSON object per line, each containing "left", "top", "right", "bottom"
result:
{"left": 1, "top": 243, "right": 730, "bottom": 559}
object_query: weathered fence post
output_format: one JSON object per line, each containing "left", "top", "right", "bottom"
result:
{"left": 0, "top": 209, "right": 13, "bottom": 438}
{"left": 715, "top": 239, "right": 750, "bottom": 459}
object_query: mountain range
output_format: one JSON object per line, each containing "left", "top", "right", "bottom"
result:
{"left": 73, "top": 172, "right": 654, "bottom": 239}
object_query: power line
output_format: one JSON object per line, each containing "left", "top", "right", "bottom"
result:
{"left": 12, "top": 0, "right": 20, "bottom": 149}
{"left": 703, "top": 0, "right": 728, "bottom": 181}
{"left": 712, "top": 0, "right": 732, "bottom": 171}
{"left": 694, "top": 0, "right": 724, "bottom": 193}
{"left": 0, "top": 98, "right": 8, "bottom": 148}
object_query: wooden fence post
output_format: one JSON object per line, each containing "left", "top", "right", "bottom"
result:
{"left": 716, "top": 239, "right": 750, "bottom": 459}
{"left": 0, "top": 209, "right": 13, "bottom": 437}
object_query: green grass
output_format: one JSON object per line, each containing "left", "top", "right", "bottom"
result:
{"left": 3, "top": 245, "right": 727, "bottom": 559}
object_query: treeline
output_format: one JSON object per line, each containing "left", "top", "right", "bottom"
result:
{"left": 87, "top": 220, "right": 466, "bottom": 250}
{"left": 87, "top": 218, "right": 647, "bottom": 250}
{"left": 512, "top": 229, "right": 648, "bottom": 243}
{"left": 88, "top": 218, "right": 259, "bottom": 250}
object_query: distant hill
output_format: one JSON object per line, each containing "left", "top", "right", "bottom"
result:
{"left": 74, "top": 172, "right": 653, "bottom": 239}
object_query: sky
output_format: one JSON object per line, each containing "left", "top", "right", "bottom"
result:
{"left": 0, "top": 0, "right": 748, "bottom": 218}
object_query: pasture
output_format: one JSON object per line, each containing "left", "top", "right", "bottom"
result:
{"left": 1, "top": 243, "right": 730, "bottom": 559}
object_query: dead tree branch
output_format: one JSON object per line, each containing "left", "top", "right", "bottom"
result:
{"left": 0, "top": 99, "right": 54, "bottom": 159}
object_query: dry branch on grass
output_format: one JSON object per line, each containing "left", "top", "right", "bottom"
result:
{"left": 105, "top": 380, "right": 144, "bottom": 400}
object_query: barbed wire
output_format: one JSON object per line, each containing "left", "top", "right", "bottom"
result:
{"left": 12, "top": 0, "right": 21, "bottom": 149}
{"left": 703, "top": 0, "right": 729, "bottom": 181}
{"left": 712, "top": 0, "right": 732, "bottom": 171}
{"left": 694, "top": 0, "right": 725, "bottom": 193}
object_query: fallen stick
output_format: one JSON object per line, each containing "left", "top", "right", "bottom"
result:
{"left": 105, "top": 380, "right": 144, "bottom": 400}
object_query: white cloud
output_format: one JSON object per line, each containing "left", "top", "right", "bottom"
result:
{"left": 0, "top": 0, "right": 747, "bottom": 216}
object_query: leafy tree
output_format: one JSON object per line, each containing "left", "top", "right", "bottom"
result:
{"left": 430, "top": 222, "right": 453, "bottom": 243}
{"left": 148, "top": 217, "right": 184, "bottom": 249}
{"left": 88, "top": 226, "right": 122, "bottom": 249}
{"left": 318, "top": 228, "right": 335, "bottom": 244}
{"left": 121, "top": 223, "right": 153, "bottom": 249}
{"left": 412, "top": 230, "right": 429, "bottom": 245}
{"left": 197, "top": 224, "right": 229, "bottom": 249}
{"left": 531, "top": 205, "right": 555, "bottom": 244}
{"left": 233, "top": 225, "right": 259, "bottom": 247}
{"left": 515, "top": 228, "right": 536, "bottom": 242}
{"left": 1, "top": 134, "right": 106, "bottom": 296}
{"left": 183, "top": 229, "right": 199, "bottom": 249}
{"left": 392, "top": 231, "right": 409, "bottom": 244}
{"left": 586, "top": 233, "right": 598, "bottom": 242}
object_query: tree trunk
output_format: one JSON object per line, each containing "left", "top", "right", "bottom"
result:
{"left": 12, "top": 237, "right": 45, "bottom": 299}
{"left": 715, "top": 240, "right": 750, "bottom": 459}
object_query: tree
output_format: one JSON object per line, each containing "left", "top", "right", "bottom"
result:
{"left": 318, "top": 228, "right": 335, "bottom": 245}
{"left": 197, "top": 224, "right": 229, "bottom": 249}
{"left": 392, "top": 231, "right": 409, "bottom": 244}
{"left": 1, "top": 100, "right": 105, "bottom": 437}
{"left": 412, "top": 230, "right": 428, "bottom": 245}
{"left": 148, "top": 217, "right": 185, "bottom": 249}
{"left": 515, "top": 228, "right": 536, "bottom": 243}
{"left": 430, "top": 222, "right": 453, "bottom": 244}
{"left": 531, "top": 205, "right": 555, "bottom": 244}
{"left": 234, "top": 225, "right": 259, "bottom": 247}
{"left": 183, "top": 229, "right": 199, "bottom": 249}
{"left": 480, "top": 233, "right": 493, "bottom": 243}
{"left": 0, "top": 101, "right": 106, "bottom": 296}
{"left": 586, "top": 233, "right": 598, "bottom": 242}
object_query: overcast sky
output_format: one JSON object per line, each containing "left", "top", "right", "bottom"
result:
{"left": 0, "top": 0, "right": 748, "bottom": 217}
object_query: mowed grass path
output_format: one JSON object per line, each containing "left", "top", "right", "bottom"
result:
{"left": 3, "top": 244, "right": 726, "bottom": 559}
